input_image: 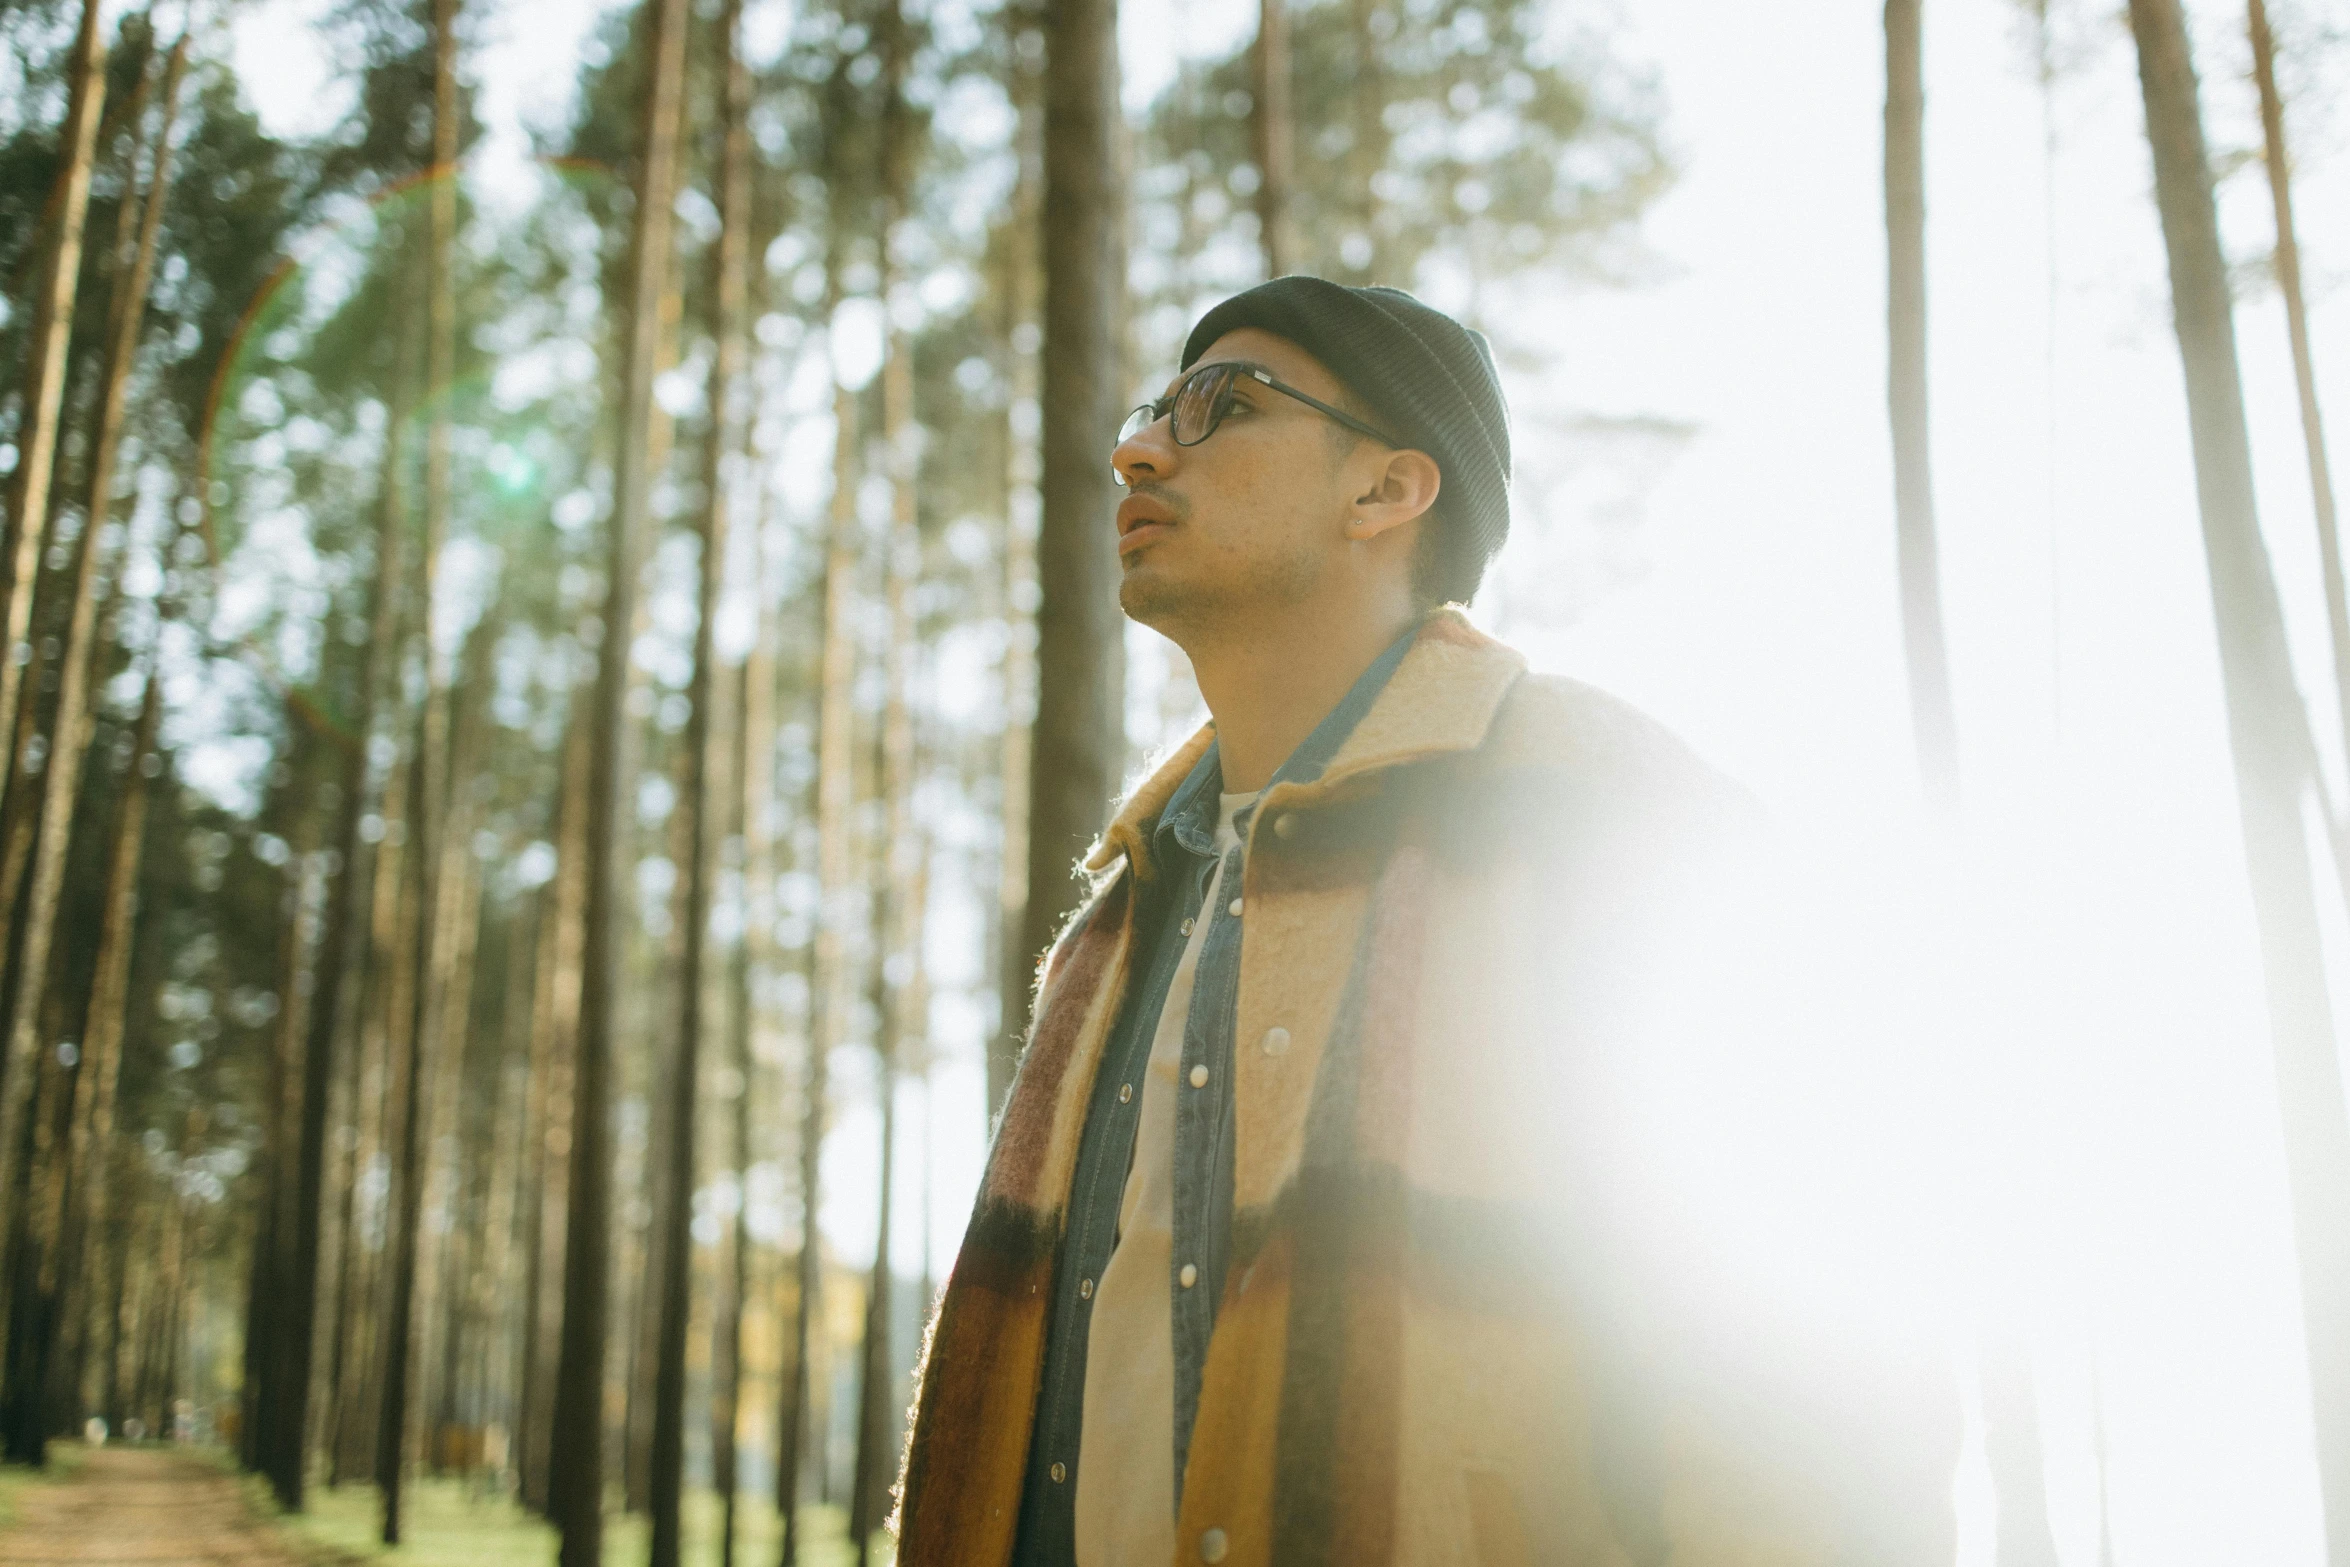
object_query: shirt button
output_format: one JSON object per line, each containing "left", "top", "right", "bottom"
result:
{"left": 1189, "top": 1064, "right": 1209, "bottom": 1088}
{"left": 1199, "top": 1527, "right": 1229, "bottom": 1562}
{"left": 1079, "top": 1277, "right": 1094, "bottom": 1300}
{"left": 1262, "top": 1026, "right": 1290, "bottom": 1057}
{"left": 1118, "top": 1082, "right": 1133, "bottom": 1104}
{"left": 1179, "top": 1262, "right": 1198, "bottom": 1288}
{"left": 1227, "top": 897, "right": 1243, "bottom": 917}
{"left": 1180, "top": 917, "right": 1194, "bottom": 936}
{"left": 1050, "top": 1461, "right": 1067, "bottom": 1484}
{"left": 1272, "top": 813, "right": 1295, "bottom": 838}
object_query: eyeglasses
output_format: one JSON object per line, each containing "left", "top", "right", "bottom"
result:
{"left": 1116, "top": 360, "right": 1403, "bottom": 453}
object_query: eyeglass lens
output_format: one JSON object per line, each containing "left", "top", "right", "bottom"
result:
{"left": 1172, "top": 363, "right": 1234, "bottom": 443}
{"left": 1116, "top": 363, "right": 1239, "bottom": 449}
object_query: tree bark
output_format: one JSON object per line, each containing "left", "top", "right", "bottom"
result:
{"left": 2247, "top": 0, "right": 2346, "bottom": 770}
{"left": 325, "top": 390, "right": 414, "bottom": 1491}
{"left": 244, "top": 816, "right": 320, "bottom": 1477}
{"left": 54, "top": 656, "right": 162, "bottom": 1440}
{"left": 646, "top": 0, "right": 749, "bottom": 1547}
{"left": 415, "top": 629, "right": 491, "bottom": 1469}
{"left": 519, "top": 711, "right": 588, "bottom": 1513}
{"left": 716, "top": 471, "right": 774, "bottom": 1567}
{"left": 550, "top": 0, "right": 690, "bottom": 1551}
{"left": 333, "top": 705, "right": 416, "bottom": 1488}
{"left": 276, "top": 112, "right": 404, "bottom": 1507}
{"left": 1018, "top": 0, "right": 1127, "bottom": 1029}
{"left": 1251, "top": 0, "right": 1295, "bottom": 277}
{"left": 377, "top": 0, "right": 464, "bottom": 1529}
{"left": 991, "top": 25, "right": 1044, "bottom": 1120}
{"left": 851, "top": 172, "right": 919, "bottom": 1558}
{"left": 1343, "top": 0, "right": 1392, "bottom": 284}
{"left": 783, "top": 254, "right": 860, "bottom": 1567}
{"left": 2128, "top": 4, "right": 2350, "bottom": 1561}
{"left": 1883, "top": 0, "right": 1960, "bottom": 813}
{"left": 0, "top": 0, "right": 107, "bottom": 853}
{"left": 0, "top": 33, "right": 181, "bottom": 1461}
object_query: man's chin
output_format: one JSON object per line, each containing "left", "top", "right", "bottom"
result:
{"left": 1117, "top": 562, "right": 1188, "bottom": 628}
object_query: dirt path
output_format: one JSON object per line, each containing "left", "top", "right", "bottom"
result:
{"left": 0, "top": 1446, "right": 305, "bottom": 1566}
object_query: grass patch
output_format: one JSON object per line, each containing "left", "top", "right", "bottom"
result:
{"left": 261, "top": 1474, "right": 876, "bottom": 1567}
{"left": 0, "top": 1438, "right": 91, "bottom": 1530}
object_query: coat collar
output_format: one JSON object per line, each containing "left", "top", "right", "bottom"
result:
{"left": 1087, "top": 607, "right": 1527, "bottom": 877}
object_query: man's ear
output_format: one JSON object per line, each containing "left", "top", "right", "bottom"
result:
{"left": 1348, "top": 448, "right": 1442, "bottom": 543}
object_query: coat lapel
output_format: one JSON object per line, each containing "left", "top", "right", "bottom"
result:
{"left": 894, "top": 872, "right": 1135, "bottom": 1565}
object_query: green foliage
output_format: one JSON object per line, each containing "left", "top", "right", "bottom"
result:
{"left": 1133, "top": 0, "right": 1671, "bottom": 357}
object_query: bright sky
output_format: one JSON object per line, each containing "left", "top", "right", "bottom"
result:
{"left": 223, "top": 0, "right": 2350, "bottom": 1559}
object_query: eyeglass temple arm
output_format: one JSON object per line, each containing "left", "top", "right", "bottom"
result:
{"left": 1243, "top": 369, "right": 1404, "bottom": 448}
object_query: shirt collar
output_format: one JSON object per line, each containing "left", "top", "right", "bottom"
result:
{"left": 1151, "top": 621, "right": 1422, "bottom": 866}
{"left": 1091, "top": 607, "right": 1528, "bottom": 879}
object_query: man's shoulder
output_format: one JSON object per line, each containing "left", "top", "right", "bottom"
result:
{"left": 1476, "top": 670, "right": 1755, "bottom": 822}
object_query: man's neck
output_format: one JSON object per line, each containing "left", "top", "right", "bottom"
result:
{"left": 1185, "top": 608, "right": 1418, "bottom": 793}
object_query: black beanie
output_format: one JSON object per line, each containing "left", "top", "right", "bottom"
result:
{"left": 1181, "top": 276, "right": 1511, "bottom": 604}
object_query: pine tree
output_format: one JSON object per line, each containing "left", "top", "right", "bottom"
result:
{"left": 0, "top": 0, "right": 107, "bottom": 848}
{"left": 1250, "top": 0, "right": 1295, "bottom": 277}
{"left": 2247, "top": 0, "right": 2345, "bottom": 764}
{"left": 1017, "top": 0, "right": 1125, "bottom": 1051}
{"left": 549, "top": 0, "right": 691, "bottom": 1554}
{"left": 2128, "top": 2, "right": 2350, "bottom": 1558}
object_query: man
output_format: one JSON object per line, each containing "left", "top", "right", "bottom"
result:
{"left": 894, "top": 278, "right": 1957, "bottom": 1566}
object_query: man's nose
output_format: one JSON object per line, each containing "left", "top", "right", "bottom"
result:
{"left": 1112, "top": 419, "right": 1176, "bottom": 489}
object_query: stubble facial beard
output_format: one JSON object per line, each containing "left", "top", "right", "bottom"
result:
{"left": 1118, "top": 504, "right": 1325, "bottom": 650}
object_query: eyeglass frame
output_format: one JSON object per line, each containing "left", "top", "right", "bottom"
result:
{"left": 1116, "top": 360, "right": 1406, "bottom": 455}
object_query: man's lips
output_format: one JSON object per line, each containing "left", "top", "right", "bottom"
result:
{"left": 1116, "top": 494, "right": 1176, "bottom": 554}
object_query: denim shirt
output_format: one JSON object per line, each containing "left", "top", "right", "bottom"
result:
{"left": 1010, "top": 626, "right": 1419, "bottom": 1566}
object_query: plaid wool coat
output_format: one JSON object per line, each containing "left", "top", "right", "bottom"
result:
{"left": 894, "top": 610, "right": 1959, "bottom": 1567}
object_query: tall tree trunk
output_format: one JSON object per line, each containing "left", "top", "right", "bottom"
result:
{"left": 2129, "top": 4, "right": 2350, "bottom": 1561}
{"left": 328, "top": 349, "right": 420, "bottom": 1488}
{"left": 97, "top": 1147, "right": 134, "bottom": 1428}
{"left": 622, "top": 815, "right": 678, "bottom": 1514}
{"left": 1019, "top": 0, "right": 1126, "bottom": 1018}
{"left": 143, "top": 1107, "right": 201, "bottom": 1436}
{"left": 477, "top": 997, "right": 530, "bottom": 1470}
{"left": 245, "top": 826, "right": 319, "bottom": 1475}
{"left": 519, "top": 712, "right": 588, "bottom": 1513}
{"left": 991, "top": 25, "right": 1044, "bottom": 1119}
{"left": 850, "top": 170, "right": 919, "bottom": 1554}
{"left": 0, "top": 0, "right": 106, "bottom": 856}
{"left": 0, "top": 34, "right": 182, "bottom": 1460}
{"left": 0, "top": 33, "right": 145, "bottom": 1360}
{"left": 1342, "top": 0, "right": 1392, "bottom": 283}
{"left": 0, "top": 29, "right": 154, "bottom": 963}
{"left": 1882, "top": 0, "right": 1959, "bottom": 814}
{"left": 783, "top": 257, "right": 860, "bottom": 1567}
{"left": 0, "top": 1012, "right": 66, "bottom": 1462}
{"left": 278, "top": 162, "right": 403, "bottom": 1518}
{"left": 0, "top": 27, "right": 159, "bottom": 932}
{"left": 716, "top": 479, "right": 774, "bottom": 1567}
{"left": 714, "top": 699, "right": 753, "bottom": 1567}
{"left": 647, "top": 0, "right": 749, "bottom": 1545}
{"left": 416, "top": 637, "right": 490, "bottom": 1469}
{"left": 377, "top": 0, "right": 464, "bottom": 1523}
{"left": 551, "top": 0, "right": 689, "bottom": 1551}
{"left": 1888, "top": 20, "right": 2058, "bottom": 1556}
{"left": 334, "top": 715, "right": 415, "bottom": 1487}
{"left": 1251, "top": 0, "right": 1295, "bottom": 277}
{"left": 2247, "top": 0, "right": 2346, "bottom": 765}
{"left": 57, "top": 657, "right": 162, "bottom": 1439}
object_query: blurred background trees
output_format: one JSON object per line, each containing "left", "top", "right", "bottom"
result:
{"left": 0, "top": 0, "right": 2345, "bottom": 1563}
